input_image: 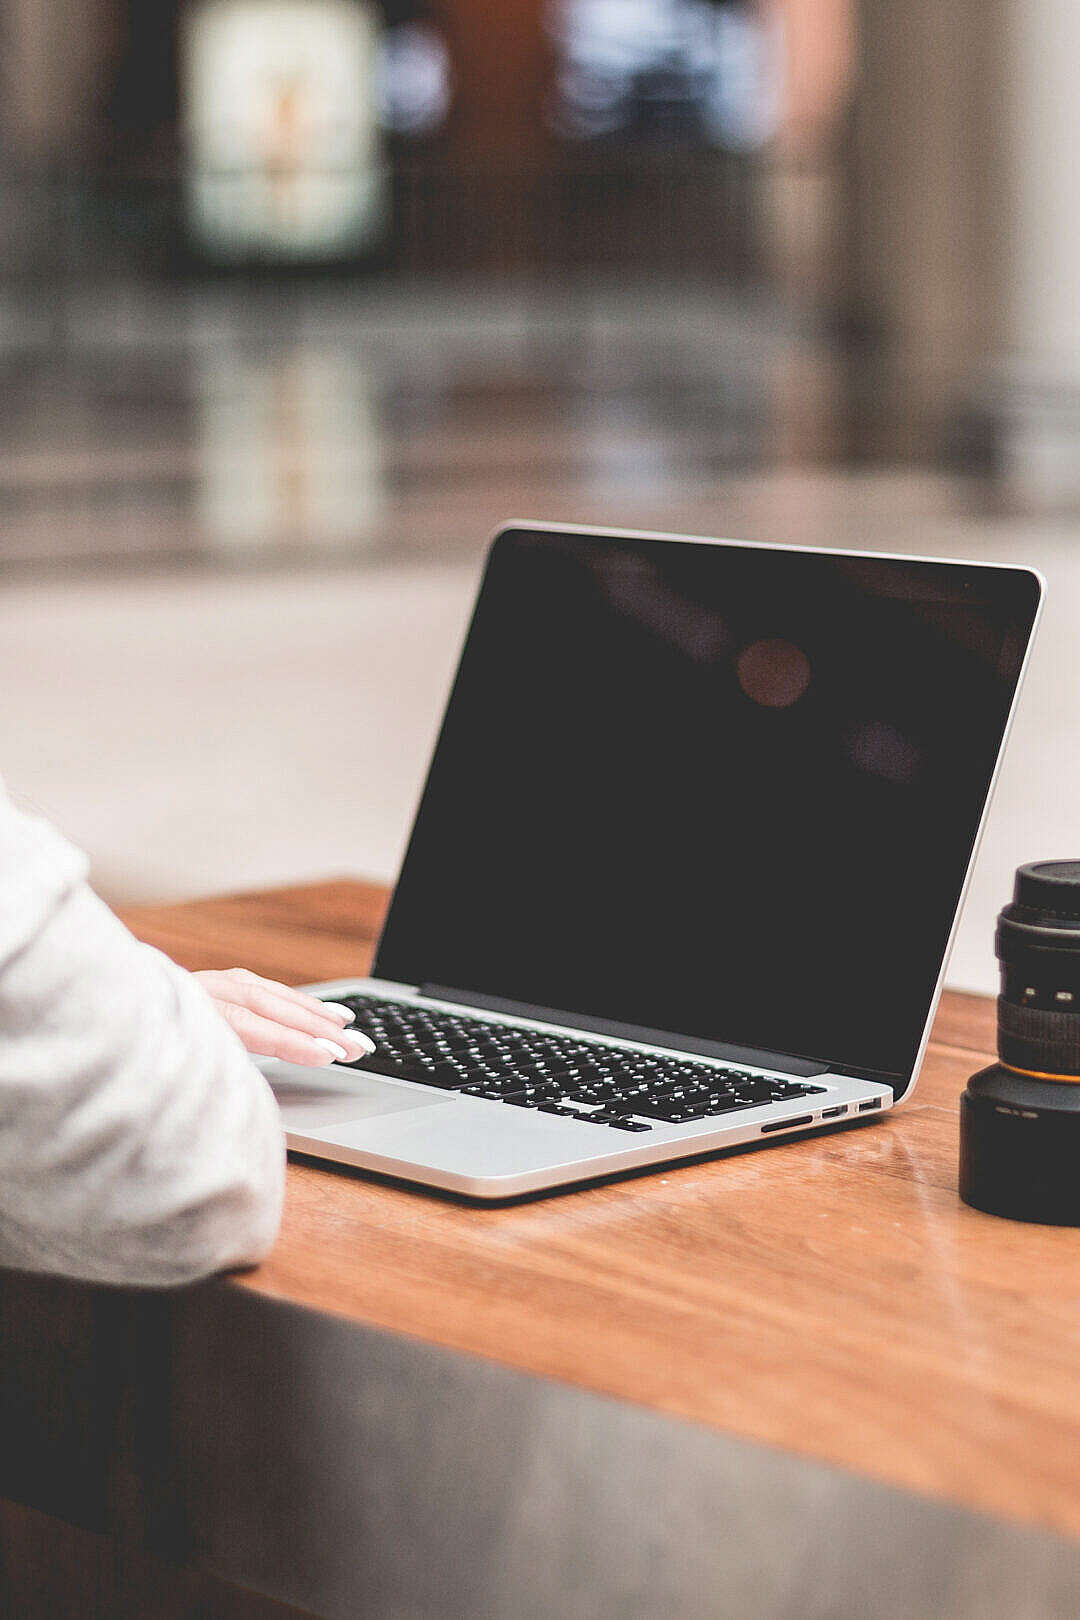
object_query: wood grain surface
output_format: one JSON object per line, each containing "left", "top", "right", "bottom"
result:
{"left": 119, "top": 881, "right": 1080, "bottom": 1542}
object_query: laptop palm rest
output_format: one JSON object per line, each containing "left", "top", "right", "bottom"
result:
{"left": 267, "top": 1065, "right": 453, "bottom": 1132}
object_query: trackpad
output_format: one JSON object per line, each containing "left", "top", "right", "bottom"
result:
{"left": 269, "top": 1066, "right": 453, "bottom": 1131}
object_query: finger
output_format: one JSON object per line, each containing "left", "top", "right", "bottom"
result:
{"left": 241, "top": 981, "right": 356, "bottom": 1042}
{"left": 218, "top": 1003, "right": 372, "bottom": 1066}
{"left": 205, "top": 975, "right": 366, "bottom": 1047}
{"left": 220, "top": 970, "right": 356, "bottom": 1024}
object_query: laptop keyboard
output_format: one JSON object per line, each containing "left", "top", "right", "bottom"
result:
{"left": 326, "top": 994, "right": 828, "bottom": 1132}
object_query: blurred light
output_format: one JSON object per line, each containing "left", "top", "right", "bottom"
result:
{"left": 547, "top": 0, "right": 781, "bottom": 149}
{"left": 706, "top": 5, "right": 783, "bottom": 150}
{"left": 846, "top": 721, "right": 922, "bottom": 787}
{"left": 182, "top": 0, "right": 385, "bottom": 262}
{"left": 736, "top": 639, "right": 811, "bottom": 707}
{"left": 376, "top": 22, "right": 453, "bottom": 137}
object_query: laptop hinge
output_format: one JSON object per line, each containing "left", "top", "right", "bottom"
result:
{"left": 420, "top": 984, "right": 831, "bottom": 1078}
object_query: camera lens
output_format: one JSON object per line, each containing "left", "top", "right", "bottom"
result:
{"left": 996, "top": 860, "right": 1080, "bottom": 1077}
{"left": 960, "top": 861, "right": 1080, "bottom": 1226}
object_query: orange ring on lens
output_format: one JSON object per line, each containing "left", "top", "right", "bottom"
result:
{"left": 1003, "top": 1063, "right": 1080, "bottom": 1083}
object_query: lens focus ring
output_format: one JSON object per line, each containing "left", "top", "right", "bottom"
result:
{"left": 998, "top": 995, "right": 1080, "bottom": 1077}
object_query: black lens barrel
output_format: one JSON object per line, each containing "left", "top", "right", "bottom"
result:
{"left": 995, "top": 861, "right": 1080, "bottom": 1076}
{"left": 996, "top": 996, "right": 1080, "bottom": 1076}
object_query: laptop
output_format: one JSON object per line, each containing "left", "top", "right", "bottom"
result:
{"left": 260, "top": 523, "right": 1043, "bottom": 1199}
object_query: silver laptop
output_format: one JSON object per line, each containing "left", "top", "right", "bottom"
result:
{"left": 260, "top": 523, "right": 1043, "bottom": 1199}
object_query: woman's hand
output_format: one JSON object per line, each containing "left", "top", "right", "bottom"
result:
{"left": 194, "top": 969, "right": 376, "bottom": 1067}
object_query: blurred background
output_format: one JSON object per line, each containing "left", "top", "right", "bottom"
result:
{"left": 0, "top": 0, "right": 1077, "bottom": 992}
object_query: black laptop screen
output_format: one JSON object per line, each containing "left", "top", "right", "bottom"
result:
{"left": 375, "top": 529, "right": 1040, "bottom": 1088}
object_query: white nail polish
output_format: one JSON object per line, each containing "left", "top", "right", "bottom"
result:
{"left": 322, "top": 1002, "right": 356, "bottom": 1023}
{"left": 347, "top": 1032, "right": 376, "bottom": 1055}
{"left": 314, "top": 1038, "right": 349, "bottom": 1062}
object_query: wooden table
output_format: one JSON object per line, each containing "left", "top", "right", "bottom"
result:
{"left": 5, "top": 878, "right": 1080, "bottom": 1619}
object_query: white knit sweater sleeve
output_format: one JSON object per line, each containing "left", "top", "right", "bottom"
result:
{"left": 0, "top": 784, "right": 285, "bottom": 1287}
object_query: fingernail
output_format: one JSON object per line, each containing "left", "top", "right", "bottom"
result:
{"left": 344, "top": 1031, "right": 376, "bottom": 1055}
{"left": 322, "top": 1002, "right": 356, "bottom": 1024}
{"left": 314, "top": 1038, "right": 350, "bottom": 1062}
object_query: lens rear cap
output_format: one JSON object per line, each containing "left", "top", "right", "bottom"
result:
{"left": 961, "top": 1064, "right": 1080, "bottom": 1225}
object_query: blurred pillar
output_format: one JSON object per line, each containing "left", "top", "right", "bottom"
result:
{"left": 0, "top": 0, "right": 121, "bottom": 288}
{"left": 763, "top": 0, "right": 855, "bottom": 307}
{"left": 845, "top": 0, "right": 1002, "bottom": 456}
{"left": 0, "top": 0, "right": 121, "bottom": 160}
{"left": 441, "top": 0, "right": 550, "bottom": 164}
{"left": 994, "top": 0, "right": 1080, "bottom": 504}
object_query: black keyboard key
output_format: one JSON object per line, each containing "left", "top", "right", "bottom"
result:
{"left": 609, "top": 1092, "right": 694, "bottom": 1117}
{"left": 608, "top": 1118, "right": 652, "bottom": 1131}
{"left": 461, "top": 1082, "right": 528, "bottom": 1101}
{"left": 344, "top": 1054, "right": 467, "bottom": 1090}
{"left": 729, "top": 1079, "right": 778, "bottom": 1101}
{"left": 626, "top": 1095, "right": 732, "bottom": 1123}
{"left": 566, "top": 1084, "right": 629, "bottom": 1106}
{"left": 506, "top": 1083, "right": 565, "bottom": 1106}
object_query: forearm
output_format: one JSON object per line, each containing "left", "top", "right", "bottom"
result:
{"left": 0, "top": 795, "right": 285, "bottom": 1287}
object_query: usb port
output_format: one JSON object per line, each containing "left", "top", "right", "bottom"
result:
{"left": 858, "top": 1098, "right": 883, "bottom": 1112}
{"left": 821, "top": 1105, "right": 847, "bottom": 1120}
{"left": 761, "top": 1114, "right": 814, "bottom": 1133}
